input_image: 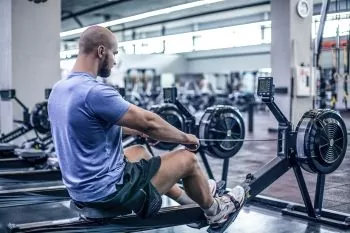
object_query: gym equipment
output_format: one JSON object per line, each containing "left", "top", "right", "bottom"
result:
{"left": 0, "top": 143, "right": 17, "bottom": 158}
{"left": 199, "top": 105, "right": 245, "bottom": 159}
{"left": 6, "top": 77, "right": 349, "bottom": 233}
{"left": 7, "top": 77, "right": 349, "bottom": 233}
{"left": 0, "top": 90, "right": 53, "bottom": 171}
{"left": 8, "top": 77, "right": 350, "bottom": 232}
{"left": 296, "top": 109, "right": 347, "bottom": 174}
{"left": 149, "top": 103, "right": 187, "bottom": 150}
{"left": 124, "top": 68, "right": 162, "bottom": 109}
{"left": 148, "top": 87, "right": 245, "bottom": 185}
{"left": 0, "top": 137, "right": 139, "bottom": 184}
{"left": 0, "top": 90, "right": 50, "bottom": 144}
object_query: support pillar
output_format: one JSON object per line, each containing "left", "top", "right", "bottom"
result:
{"left": 271, "top": 0, "right": 314, "bottom": 126}
{"left": 0, "top": 0, "right": 61, "bottom": 134}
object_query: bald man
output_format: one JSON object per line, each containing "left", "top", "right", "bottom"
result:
{"left": 48, "top": 26, "right": 245, "bottom": 227}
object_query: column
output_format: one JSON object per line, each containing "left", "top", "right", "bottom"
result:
{"left": 0, "top": 0, "right": 61, "bottom": 134}
{"left": 271, "top": 0, "right": 313, "bottom": 126}
{"left": 0, "top": 0, "right": 13, "bottom": 134}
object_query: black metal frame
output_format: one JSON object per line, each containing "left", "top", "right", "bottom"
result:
{"left": 0, "top": 90, "right": 32, "bottom": 144}
{"left": 242, "top": 85, "right": 350, "bottom": 228}
{"left": 0, "top": 137, "right": 140, "bottom": 182}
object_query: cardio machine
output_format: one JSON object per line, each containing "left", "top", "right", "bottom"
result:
{"left": 7, "top": 77, "right": 349, "bottom": 233}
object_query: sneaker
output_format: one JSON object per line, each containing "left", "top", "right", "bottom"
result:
{"left": 186, "top": 179, "right": 219, "bottom": 229}
{"left": 205, "top": 185, "right": 245, "bottom": 226}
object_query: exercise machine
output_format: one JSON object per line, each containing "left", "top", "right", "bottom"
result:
{"left": 149, "top": 87, "right": 245, "bottom": 186}
{"left": 7, "top": 77, "right": 349, "bottom": 233}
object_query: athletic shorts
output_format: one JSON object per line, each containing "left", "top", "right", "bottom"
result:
{"left": 73, "top": 156, "right": 162, "bottom": 219}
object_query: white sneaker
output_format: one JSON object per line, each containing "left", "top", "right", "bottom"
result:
{"left": 205, "top": 185, "right": 245, "bottom": 226}
{"left": 186, "top": 179, "right": 219, "bottom": 229}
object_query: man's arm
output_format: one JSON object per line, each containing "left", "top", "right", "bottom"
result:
{"left": 85, "top": 85, "right": 198, "bottom": 146}
{"left": 122, "top": 127, "right": 145, "bottom": 137}
{"left": 117, "top": 104, "right": 197, "bottom": 145}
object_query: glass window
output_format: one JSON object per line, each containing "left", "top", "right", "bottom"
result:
{"left": 194, "top": 27, "right": 235, "bottom": 51}
{"left": 134, "top": 38, "right": 164, "bottom": 54}
{"left": 119, "top": 43, "right": 135, "bottom": 54}
{"left": 231, "top": 23, "right": 262, "bottom": 47}
{"left": 164, "top": 34, "right": 193, "bottom": 54}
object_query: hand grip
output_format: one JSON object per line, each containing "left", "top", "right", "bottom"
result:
{"left": 184, "top": 143, "right": 199, "bottom": 152}
{"left": 145, "top": 138, "right": 160, "bottom": 146}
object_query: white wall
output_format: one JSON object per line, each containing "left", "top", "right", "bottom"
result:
{"left": 12, "top": 0, "right": 61, "bottom": 120}
{"left": 185, "top": 44, "right": 342, "bottom": 74}
{"left": 0, "top": 0, "right": 13, "bottom": 133}
{"left": 185, "top": 45, "right": 270, "bottom": 73}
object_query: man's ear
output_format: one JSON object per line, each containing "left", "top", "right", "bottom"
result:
{"left": 97, "top": 45, "right": 105, "bottom": 59}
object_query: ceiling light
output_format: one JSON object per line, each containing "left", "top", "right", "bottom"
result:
{"left": 60, "top": 0, "right": 225, "bottom": 38}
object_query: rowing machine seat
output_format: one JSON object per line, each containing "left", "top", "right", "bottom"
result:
{"left": 0, "top": 143, "right": 17, "bottom": 151}
{"left": 69, "top": 200, "right": 131, "bottom": 220}
{"left": 14, "top": 148, "right": 46, "bottom": 159}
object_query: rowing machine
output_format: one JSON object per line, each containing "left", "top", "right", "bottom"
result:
{"left": 7, "top": 77, "right": 349, "bottom": 232}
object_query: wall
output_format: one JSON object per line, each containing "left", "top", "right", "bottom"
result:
{"left": 60, "top": 53, "right": 187, "bottom": 87}
{"left": 185, "top": 44, "right": 271, "bottom": 73}
{"left": 12, "top": 0, "right": 61, "bottom": 120}
{"left": 184, "top": 44, "right": 343, "bottom": 74}
{"left": 0, "top": 0, "right": 13, "bottom": 133}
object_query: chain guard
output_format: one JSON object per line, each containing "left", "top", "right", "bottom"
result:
{"left": 296, "top": 109, "right": 347, "bottom": 174}
{"left": 198, "top": 105, "right": 245, "bottom": 159}
{"left": 150, "top": 104, "right": 185, "bottom": 150}
{"left": 30, "top": 101, "right": 50, "bottom": 134}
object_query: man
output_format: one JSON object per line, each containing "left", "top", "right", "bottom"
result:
{"left": 48, "top": 25, "right": 245, "bottom": 226}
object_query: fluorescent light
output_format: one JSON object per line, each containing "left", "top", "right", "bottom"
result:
{"left": 60, "top": 0, "right": 225, "bottom": 38}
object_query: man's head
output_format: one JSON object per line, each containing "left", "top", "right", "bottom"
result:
{"left": 78, "top": 26, "right": 118, "bottom": 78}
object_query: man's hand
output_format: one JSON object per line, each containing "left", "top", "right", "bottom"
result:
{"left": 182, "top": 134, "right": 200, "bottom": 151}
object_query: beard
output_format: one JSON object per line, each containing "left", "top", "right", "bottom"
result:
{"left": 97, "top": 57, "right": 111, "bottom": 78}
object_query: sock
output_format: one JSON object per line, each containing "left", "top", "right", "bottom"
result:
{"left": 175, "top": 190, "right": 196, "bottom": 205}
{"left": 203, "top": 199, "right": 219, "bottom": 216}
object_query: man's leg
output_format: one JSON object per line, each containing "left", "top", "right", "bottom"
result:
{"left": 150, "top": 148, "right": 214, "bottom": 209}
{"left": 123, "top": 145, "right": 192, "bottom": 202}
{"left": 124, "top": 145, "right": 246, "bottom": 225}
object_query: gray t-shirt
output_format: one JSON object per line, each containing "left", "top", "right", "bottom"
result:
{"left": 48, "top": 72, "right": 130, "bottom": 202}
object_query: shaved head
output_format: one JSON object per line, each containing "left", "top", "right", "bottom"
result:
{"left": 79, "top": 26, "right": 116, "bottom": 54}
{"left": 77, "top": 26, "right": 118, "bottom": 78}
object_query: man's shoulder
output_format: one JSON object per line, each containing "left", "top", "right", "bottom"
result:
{"left": 87, "top": 82, "right": 119, "bottom": 96}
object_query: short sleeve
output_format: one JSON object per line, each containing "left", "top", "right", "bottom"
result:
{"left": 86, "top": 84, "right": 130, "bottom": 123}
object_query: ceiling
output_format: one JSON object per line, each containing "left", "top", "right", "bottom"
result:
{"left": 61, "top": 0, "right": 201, "bottom": 31}
{"left": 60, "top": 0, "right": 337, "bottom": 41}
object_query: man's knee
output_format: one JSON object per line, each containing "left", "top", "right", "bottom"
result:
{"left": 175, "top": 149, "right": 198, "bottom": 174}
{"left": 125, "top": 145, "right": 152, "bottom": 162}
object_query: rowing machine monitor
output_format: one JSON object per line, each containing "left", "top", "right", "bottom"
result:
{"left": 163, "top": 87, "right": 177, "bottom": 104}
{"left": 0, "top": 89, "right": 16, "bottom": 101}
{"left": 45, "top": 89, "right": 52, "bottom": 100}
{"left": 257, "top": 77, "right": 274, "bottom": 100}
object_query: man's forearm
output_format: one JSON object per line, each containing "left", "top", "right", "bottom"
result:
{"left": 143, "top": 114, "right": 188, "bottom": 144}
{"left": 122, "top": 127, "right": 142, "bottom": 137}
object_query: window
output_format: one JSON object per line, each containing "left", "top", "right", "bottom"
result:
{"left": 134, "top": 38, "right": 164, "bottom": 54}
{"left": 164, "top": 34, "right": 193, "bottom": 54}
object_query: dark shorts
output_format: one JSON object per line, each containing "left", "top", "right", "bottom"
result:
{"left": 74, "top": 156, "right": 162, "bottom": 219}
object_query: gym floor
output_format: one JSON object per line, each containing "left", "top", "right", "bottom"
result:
{"left": 0, "top": 111, "right": 349, "bottom": 233}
